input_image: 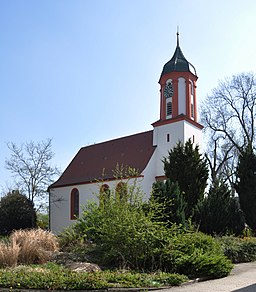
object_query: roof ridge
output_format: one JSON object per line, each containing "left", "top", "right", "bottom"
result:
{"left": 81, "top": 129, "right": 153, "bottom": 149}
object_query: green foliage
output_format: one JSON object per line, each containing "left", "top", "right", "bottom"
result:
{"left": 235, "top": 148, "right": 256, "bottom": 232}
{"left": 73, "top": 185, "right": 180, "bottom": 271}
{"left": 197, "top": 181, "right": 245, "bottom": 235}
{"left": 0, "top": 263, "right": 188, "bottom": 290}
{"left": 163, "top": 232, "right": 233, "bottom": 278}
{"left": 59, "top": 167, "right": 234, "bottom": 279}
{"left": 36, "top": 213, "right": 49, "bottom": 230}
{"left": 219, "top": 236, "right": 256, "bottom": 263}
{"left": 163, "top": 139, "right": 208, "bottom": 219}
{"left": 0, "top": 190, "right": 37, "bottom": 235}
{"left": 58, "top": 224, "right": 87, "bottom": 252}
{"left": 151, "top": 180, "right": 186, "bottom": 226}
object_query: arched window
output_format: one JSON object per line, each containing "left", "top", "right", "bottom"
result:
{"left": 70, "top": 188, "right": 79, "bottom": 220}
{"left": 100, "top": 184, "right": 110, "bottom": 206}
{"left": 115, "top": 182, "right": 128, "bottom": 201}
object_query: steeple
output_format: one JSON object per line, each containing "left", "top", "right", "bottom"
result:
{"left": 152, "top": 32, "right": 203, "bottom": 172}
{"left": 160, "top": 32, "right": 196, "bottom": 78}
{"left": 153, "top": 31, "right": 201, "bottom": 125}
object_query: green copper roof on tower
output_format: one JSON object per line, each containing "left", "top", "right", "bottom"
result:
{"left": 160, "top": 32, "right": 197, "bottom": 77}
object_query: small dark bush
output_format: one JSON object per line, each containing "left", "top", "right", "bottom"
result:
{"left": 0, "top": 190, "right": 36, "bottom": 235}
{"left": 219, "top": 236, "right": 256, "bottom": 263}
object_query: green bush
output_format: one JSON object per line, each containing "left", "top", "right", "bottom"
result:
{"left": 219, "top": 236, "right": 256, "bottom": 263}
{"left": 0, "top": 263, "right": 188, "bottom": 290}
{"left": 0, "top": 190, "right": 36, "bottom": 235}
{"left": 59, "top": 169, "right": 233, "bottom": 279}
{"left": 73, "top": 189, "right": 180, "bottom": 271}
{"left": 163, "top": 232, "right": 233, "bottom": 278}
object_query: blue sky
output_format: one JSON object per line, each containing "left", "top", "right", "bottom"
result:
{"left": 1, "top": 0, "right": 256, "bottom": 192}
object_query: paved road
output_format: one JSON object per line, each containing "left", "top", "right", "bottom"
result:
{"left": 159, "top": 262, "right": 256, "bottom": 292}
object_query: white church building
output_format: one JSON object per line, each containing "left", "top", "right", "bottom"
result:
{"left": 49, "top": 33, "right": 203, "bottom": 233}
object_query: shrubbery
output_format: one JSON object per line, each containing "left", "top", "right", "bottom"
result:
{"left": 0, "top": 190, "right": 37, "bottom": 235}
{"left": 219, "top": 236, "right": 256, "bottom": 263}
{"left": 163, "top": 232, "right": 233, "bottom": 278}
{"left": 70, "top": 179, "right": 180, "bottom": 271}
{"left": 60, "top": 176, "right": 233, "bottom": 278}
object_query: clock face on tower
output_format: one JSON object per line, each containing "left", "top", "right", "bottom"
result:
{"left": 164, "top": 81, "right": 174, "bottom": 99}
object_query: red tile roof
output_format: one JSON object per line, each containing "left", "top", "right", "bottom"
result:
{"left": 50, "top": 130, "right": 156, "bottom": 188}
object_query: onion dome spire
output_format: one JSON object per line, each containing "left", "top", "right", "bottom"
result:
{"left": 160, "top": 31, "right": 197, "bottom": 77}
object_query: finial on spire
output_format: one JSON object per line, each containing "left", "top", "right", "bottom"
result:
{"left": 176, "top": 26, "right": 180, "bottom": 47}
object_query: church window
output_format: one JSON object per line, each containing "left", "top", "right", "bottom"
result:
{"left": 167, "top": 101, "right": 172, "bottom": 116}
{"left": 70, "top": 188, "right": 79, "bottom": 220}
{"left": 115, "top": 182, "right": 128, "bottom": 201}
{"left": 100, "top": 184, "right": 110, "bottom": 206}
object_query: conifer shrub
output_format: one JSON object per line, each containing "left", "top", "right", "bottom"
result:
{"left": 162, "top": 232, "right": 233, "bottom": 278}
{"left": 197, "top": 181, "right": 245, "bottom": 236}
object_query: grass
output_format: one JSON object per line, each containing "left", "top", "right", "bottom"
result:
{"left": 0, "top": 238, "right": 20, "bottom": 268}
{"left": 0, "top": 229, "right": 59, "bottom": 268}
{"left": 0, "top": 262, "right": 188, "bottom": 290}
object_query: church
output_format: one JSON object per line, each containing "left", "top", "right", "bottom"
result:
{"left": 49, "top": 33, "right": 203, "bottom": 233}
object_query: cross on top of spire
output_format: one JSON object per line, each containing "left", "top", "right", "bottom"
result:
{"left": 177, "top": 26, "right": 180, "bottom": 47}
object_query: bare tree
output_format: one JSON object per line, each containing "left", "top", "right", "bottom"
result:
{"left": 5, "top": 139, "right": 61, "bottom": 209}
{"left": 201, "top": 72, "right": 256, "bottom": 184}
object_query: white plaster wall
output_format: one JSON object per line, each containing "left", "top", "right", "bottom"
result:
{"left": 153, "top": 120, "right": 203, "bottom": 177}
{"left": 141, "top": 149, "right": 158, "bottom": 199}
{"left": 184, "top": 121, "right": 202, "bottom": 148}
{"left": 153, "top": 121, "right": 185, "bottom": 176}
{"left": 178, "top": 77, "right": 186, "bottom": 115}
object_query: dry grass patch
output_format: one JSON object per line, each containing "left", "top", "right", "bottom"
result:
{"left": 10, "top": 229, "right": 59, "bottom": 264}
{"left": 0, "top": 229, "right": 59, "bottom": 267}
{"left": 0, "top": 238, "right": 20, "bottom": 268}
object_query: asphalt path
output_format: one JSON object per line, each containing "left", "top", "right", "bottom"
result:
{"left": 158, "top": 262, "right": 256, "bottom": 292}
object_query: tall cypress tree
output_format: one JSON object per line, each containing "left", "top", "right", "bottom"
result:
{"left": 163, "top": 139, "right": 208, "bottom": 219}
{"left": 235, "top": 147, "right": 256, "bottom": 233}
{"left": 151, "top": 180, "right": 186, "bottom": 226}
{"left": 198, "top": 181, "right": 245, "bottom": 235}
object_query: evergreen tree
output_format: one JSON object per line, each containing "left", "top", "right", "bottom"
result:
{"left": 163, "top": 139, "right": 208, "bottom": 219}
{"left": 0, "top": 190, "right": 37, "bottom": 235}
{"left": 151, "top": 180, "right": 186, "bottom": 226}
{"left": 235, "top": 148, "right": 256, "bottom": 232}
{"left": 198, "top": 181, "right": 245, "bottom": 235}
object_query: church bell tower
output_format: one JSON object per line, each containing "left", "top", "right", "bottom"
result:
{"left": 152, "top": 32, "right": 203, "bottom": 178}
